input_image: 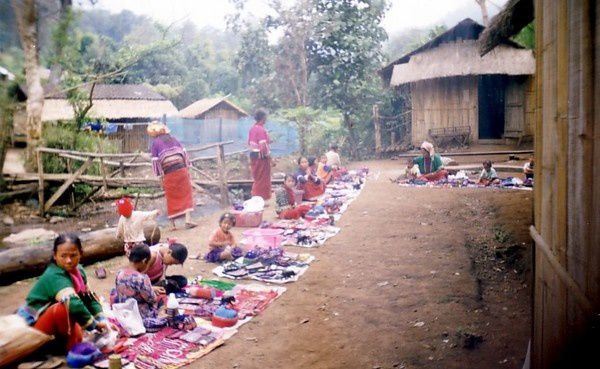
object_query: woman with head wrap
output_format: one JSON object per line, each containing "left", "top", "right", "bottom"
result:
{"left": 412, "top": 141, "right": 449, "bottom": 182}
{"left": 147, "top": 121, "right": 197, "bottom": 230}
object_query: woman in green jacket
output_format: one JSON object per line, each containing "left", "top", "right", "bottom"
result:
{"left": 18, "top": 233, "right": 108, "bottom": 352}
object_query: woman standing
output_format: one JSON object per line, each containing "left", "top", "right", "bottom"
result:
{"left": 248, "top": 109, "right": 272, "bottom": 200}
{"left": 148, "top": 122, "right": 197, "bottom": 230}
{"left": 18, "top": 234, "right": 108, "bottom": 352}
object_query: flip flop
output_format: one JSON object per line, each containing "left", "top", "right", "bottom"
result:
{"left": 38, "top": 357, "right": 64, "bottom": 369}
{"left": 18, "top": 361, "right": 44, "bottom": 369}
{"left": 185, "top": 222, "right": 197, "bottom": 229}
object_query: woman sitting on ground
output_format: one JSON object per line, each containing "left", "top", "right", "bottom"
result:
{"left": 144, "top": 241, "right": 189, "bottom": 294}
{"left": 18, "top": 234, "right": 108, "bottom": 352}
{"left": 295, "top": 156, "right": 325, "bottom": 201}
{"left": 413, "top": 141, "right": 449, "bottom": 182}
{"left": 111, "top": 244, "right": 163, "bottom": 325}
{"left": 275, "top": 174, "right": 312, "bottom": 219}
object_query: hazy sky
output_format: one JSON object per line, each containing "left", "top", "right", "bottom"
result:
{"left": 79, "top": 0, "right": 509, "bottom": 35}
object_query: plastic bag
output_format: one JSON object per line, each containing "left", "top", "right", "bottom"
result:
{"left": 111, "top": 299, "right": 146, "bottom": 336}
{"left": 243, "top": 196, "right": 265, "bottom": 212}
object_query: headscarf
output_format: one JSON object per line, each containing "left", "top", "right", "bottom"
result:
{"left": 116, "top": 197, "right": 134, "bottom": 217}
{"left": 147, "top": 121, "right": 170, "bottom": 137}
{"left": 420, "top": 141, "right": 435, "bottom": 158}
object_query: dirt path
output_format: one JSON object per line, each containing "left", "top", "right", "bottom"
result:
{"left": 0, "top": 159, "right": 532, "bottom": 369}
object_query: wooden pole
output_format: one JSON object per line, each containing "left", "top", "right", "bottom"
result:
{"left": 216, "top": 143, "right": 230, "bottom": 207}
{"left": 44, "top": 157, "right": 93, "bottom": 212}
{"left": 373, "top": 104, "right": 382, "bottom": 158}
{"left": 36, "top": 150, "right": 44, "bottom": 215}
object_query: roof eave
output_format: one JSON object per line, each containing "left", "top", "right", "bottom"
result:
{"left": 478, "top": 0, "right": 534, "bottom": 56}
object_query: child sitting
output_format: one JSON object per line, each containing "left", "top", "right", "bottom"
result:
{"left": 275, "top": 174, "right": 312, "bottom": 219}
{"left": 523, "top": 156, "right": 534, "bottom": 180}
{"left": 111, "top": 244, "right": 164, "bottom": 325}
{"left": 205, "top": 213, "right": 243, "bottom": 263}
{"left": 478, "top": 160, "right": 500, "bottom": 186}
{"left": 115, "top": 197, "right": 159, "bottom": 256}
{"left": 316, "top": 154, "right": 333, "bottom": 184}
{"left": 406, "top": 158, "right": 421, "bottom": 178}
{"left": 295, "top": 156, "right": 325, "bottom": 201}
{"left": 145, "top": 240, "right": 189, "bottom": 294}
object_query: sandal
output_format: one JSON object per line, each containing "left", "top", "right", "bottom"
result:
{"left": 38, "top": 357, "right": 64, "bottom": 369}
{"left": 184, "top": 222, "right": 197, "bottom": 229}
{"left": 18, "top": 361, "right": 44, "bottom": 369}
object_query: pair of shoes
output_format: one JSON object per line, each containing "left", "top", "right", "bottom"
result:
{"left": 185, "top": 222, "right": 198, "bottom": 229}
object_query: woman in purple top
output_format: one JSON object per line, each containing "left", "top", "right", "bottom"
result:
{"left": 147, "top": 122, "right": 197, "bottom": 230}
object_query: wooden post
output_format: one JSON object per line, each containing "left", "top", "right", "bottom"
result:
{"left": 391, "top": 131, "right": 396, "bottom": 147}
{"left": 119, "top": 161, "right": 125, "bottom": 178}
{"left": 44, "top": 157, "right": 93, "bottom": 212}
{"left": 66, "top": 158, "right": 75, "bottom": 208}
{"left": 373, "top": 104, "right": 382, "bottom": 158}
{"left": 218, "top": 118, "right": 223, "bottom": 142}
{"left": 36, "top": 150, "right": 44, "bottom": 215}
{"left": 216, "top": 143, "right": 230, "bottom": 207}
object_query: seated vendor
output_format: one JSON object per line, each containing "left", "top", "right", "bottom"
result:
{"left": 145, "top": 241, "right": 188, "bottom": 294}
{"left": 18, "top": 234, "right": 108, "bottom": 352}
{"left": 413, "top": 141, "right": 449, "bottom": 182}
{"left": 111, "top": 244, "right": 163, "bottom": 325}
{"left": 316, "top": 154, "right": 333, "bottom": 184}
{"left": 295, "top": 156, "right": 325, "bottom": 201}
{"left": 275, "top": 174, "right": 312, "bottom": 219}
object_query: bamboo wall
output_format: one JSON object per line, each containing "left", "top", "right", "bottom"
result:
{"left": 533, "top": 0, "right": 600, "bottom": 368}
{"left": 410, "top": 76, "right": 479, "bottom": 146}
{"left": 504, "top": 76, "right": 530, "bottom": 136}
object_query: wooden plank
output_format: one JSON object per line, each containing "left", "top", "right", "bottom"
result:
{"left": 590, "top": 0, "right": 600, "bottom": 307}
{"left": 36, "top": 150, "right": 44, "bottom": 215}
{"left": 216, "top": 144, "right": 230, "bottom": 207}
{"left": 373, "top": 104, "right": 382, "bottom": 157}
{"left": 44, "top": 157, "right": 93, "bottom": 212}
{"left": 394, "top": 149, "right": 534, "bottom": 159}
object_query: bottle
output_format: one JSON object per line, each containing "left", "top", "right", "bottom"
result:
{"left": 108, "top": 354, "right": 122, "bottom": 369}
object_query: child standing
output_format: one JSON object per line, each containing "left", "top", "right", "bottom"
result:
{"left": 115, "top": 197, "right": 159, "bottom": 256}
{"left": 205, "top": 213, "right": 243, "bottom": 263}
{"left": 275, "top": 174, "right": 312, "bottom": 219}
{"left": 478, "top": 160, "right": 500, "bottom": 186}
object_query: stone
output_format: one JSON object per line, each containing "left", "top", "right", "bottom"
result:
{"left": 2, "top": 216, "right": 14, "bottom": 226}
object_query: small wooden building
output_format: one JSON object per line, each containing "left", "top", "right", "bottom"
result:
{"left": 480, "top": 0, "right": 600, "bottom": 368}
{"left": 177, "top": 97, "right": 249, "bottom": 144}
{"left": 39, "top": 84, "right": 178, "bottom": 152}
{"left": 379, "top": 18, "right": 535, "bottom": 147}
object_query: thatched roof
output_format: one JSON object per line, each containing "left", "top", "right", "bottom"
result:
{"left": 178, "top": 97, "right": 248, "bottom": 119}
{"left": 478, "top": 0, "right": 534, "bottom": 55}
{"left": 379, "top": 18, "right": 526, "bottom": 86}
{"left": 41, "top": 84, "right": 178, "bottom": 121}
{"left": 390, "top": 39, "right": 535, "bottom": 86}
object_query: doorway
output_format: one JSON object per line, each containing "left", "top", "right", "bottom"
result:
{"left": 478, "top": 75, "right": 506, "bottom": 139}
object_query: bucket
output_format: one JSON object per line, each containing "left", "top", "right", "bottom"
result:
{"left": 242, "top": 228, "right": 284, "bottom": 249}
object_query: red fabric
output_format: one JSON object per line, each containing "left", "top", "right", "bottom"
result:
{"left": 248, "top": 123, "right": 270, "bottom": 156}
{"left": 68, "top": 268, "right": 87, "bottom": 294}
{"left": 34, "top": 303, "right": 83, "bottom": 351}
{"left": 302, "top": 181, "right": 325, "bottom": 200}
{"left": 418, "top": 169, "right": 449, "bottom": 182}
{"left": 279, "top": 204, "right": 311, "bottom": 220}
{"left": 250, "top": 157, "right": 272, "bottom": 200}
{"left": 162, "top": 167, "right": 194, "bottom": 218}
{"left": 116, "top": 197, "right": 133, "bottom": 217}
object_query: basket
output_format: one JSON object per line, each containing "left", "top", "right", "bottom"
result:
{"left": 231, "top": 209, "right": 263, "bottom": 227}
{"left": 242, "top": 228, "right": 284, "bottom": 249}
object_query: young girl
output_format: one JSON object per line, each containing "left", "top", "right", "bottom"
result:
{"left": 275, "top": 174, "right": 312, "bottom": 219}
{"left": 144, "top": 241, "right": 188, "bottom": 294}
{"left": 111, "top": 244, "right": 163, "bottom": 325}
{"left": 19, "top": 234, "right": 107, "bottom": 351}
{"left": 205, "top": 213, "right": 243, "bottom": 263}
{"left": 478, "top": 160, "right": 500, "bottom": 186}
{"left": 295, "top": 156, "right": 325, "bottom": 201}
{"left": 316, "top": 155, "right": 333, "bottom": 184}
{"left": 115, "top": 197, "right": 159, "bottom": 256}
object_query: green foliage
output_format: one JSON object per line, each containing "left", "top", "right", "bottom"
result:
{"left": 274, "top": 107, "right": 343, "bottom": 155}
{"left": 512, "top": 23, "right": 535, "bottom": 49}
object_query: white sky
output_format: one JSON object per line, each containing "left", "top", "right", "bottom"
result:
{"left": 78, "top": 0, "right": 509, "bottom": 35}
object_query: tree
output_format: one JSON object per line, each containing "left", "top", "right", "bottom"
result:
{"left": 310, "top": 0, "right": 388, "bottom": 159}
{"left": 475, "top": 0, "right": 489, "bottom": 27}
{"left": 12, "top": 0, "right": 44, "bottom": 170}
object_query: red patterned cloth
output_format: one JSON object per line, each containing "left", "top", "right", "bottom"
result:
{"left": 163, "top": 167, "right": 194, "bottom": 218}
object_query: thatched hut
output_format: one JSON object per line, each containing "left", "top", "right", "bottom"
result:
{"left": 480, "top": 0, "right": 600, "bottom": 368}
{"left": 379, "top": 18, "right": 535, "bottom": 146}
{"left": 175, "top": 97, "right": 248, "bottom": 144}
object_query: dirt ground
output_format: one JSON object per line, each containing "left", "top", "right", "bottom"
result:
{"left": 0, "top": 157, "right": 533, "bottom": 369}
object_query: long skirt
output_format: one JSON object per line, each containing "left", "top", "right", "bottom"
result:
{"left": 303, "top": 181, "right": 325, "bottom": 200}
{"left": 419, "top": 169, "right": 449, "bottom": 182}
{"left": 279, "top": 204, "right": 312, "bottom": 220}
{"left": 250, "top": 157, "right": 272, "bottom": 200}
{"left": 34, "top": 303, "right": 83, "bottom": 351}
{"left": 163, "top": 167, "right": 194, "bottom": 219}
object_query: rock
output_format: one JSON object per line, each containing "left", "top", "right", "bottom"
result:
{"left": 3, "top": 228, "right": 57, "bottom": 248}
{"left": 81, "top": 228, "right": 92, "bottom": 233}
{"left": 49, "top": 216, "right": 66, "bottom": 224}
{"left": 2, "top": 216, "right": 14, "bottom": 226}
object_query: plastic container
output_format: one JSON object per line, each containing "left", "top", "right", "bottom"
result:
{"left": 293, "top": 189, "right": 305, "bottom": 205}
{"left": 231, "top": 209, "right": 263, "bottom": 227}
{"left": 242, "top": 228, "right": 284, "bottom": 249}
{"left": 211, "top": 314, "right": 238, "bottom": 328}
